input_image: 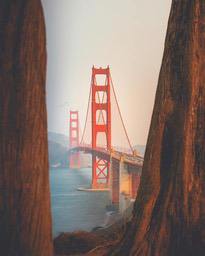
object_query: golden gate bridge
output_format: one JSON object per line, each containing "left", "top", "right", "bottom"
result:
{"left": 68, "top": 66, "right": 143, "bottom": 209}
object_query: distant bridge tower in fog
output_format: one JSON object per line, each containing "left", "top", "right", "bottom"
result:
{"left": 69, "top": 111, "right": 80, "bottom": 169}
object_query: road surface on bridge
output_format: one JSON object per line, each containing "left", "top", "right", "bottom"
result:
{"left": 69, "top": 145, "right": 143, "bottom": 170}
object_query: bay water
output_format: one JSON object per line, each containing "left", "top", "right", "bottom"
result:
{"left": 49, "top": 168, "right": 110, "bottom": 237}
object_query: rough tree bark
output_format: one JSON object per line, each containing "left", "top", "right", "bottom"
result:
{"left": 0, "top": 1, "right": 53, "bottom": 256}
{"left": 111, "top": 1, "right": 205, "bottom": 255}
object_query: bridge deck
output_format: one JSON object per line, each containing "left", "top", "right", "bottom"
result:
{"left": 69, "top": 145, "right": 143, "bottom": 168}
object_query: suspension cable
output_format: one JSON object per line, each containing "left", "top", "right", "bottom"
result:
{"left": 81, "top": 71, "right": 134, "bottom": 155}
{"left": 80, "top": 80, "right": 92, "bottom": 145}
{"left": 110, "top": 75, "right": 134, "bottom": 155}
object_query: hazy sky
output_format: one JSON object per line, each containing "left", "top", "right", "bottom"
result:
{"left": 42, "top": 0, "right": 172, "bottom": 146}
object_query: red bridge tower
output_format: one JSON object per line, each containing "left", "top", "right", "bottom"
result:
{"left": 91, "top": 66, "right": 111, "bottom": 189}
{"left": 69, "top": 110, "right": 80, "bottom": 169}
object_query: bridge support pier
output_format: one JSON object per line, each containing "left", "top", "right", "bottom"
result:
{"left": 110, "top": 156, "right": 141, "bottom": 213}
{"left": 119, "top": 159, "right": 133, "bottom": 213}
{"left": 110, "top": 157, "right": 120, "bottom": 207}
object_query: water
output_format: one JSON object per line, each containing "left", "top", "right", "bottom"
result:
{"left": 49, "top": 168, "right": 110, "bottom": 237}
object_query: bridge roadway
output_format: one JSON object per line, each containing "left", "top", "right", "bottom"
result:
{"left": 69, "top": 144, "right": 143, "bottom": 170}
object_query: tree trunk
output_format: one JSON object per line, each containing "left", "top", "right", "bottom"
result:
{"left": 0, "top": 1, "right": 53, "bottom": 255}
{"left": 111, "top": 1, "right": 205, "bottom": 255}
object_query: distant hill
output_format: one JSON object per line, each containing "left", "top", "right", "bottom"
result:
{"left": 48, "top": 132, "right": 69, "bottom": 167}
{"left": 48, "top": 131, "right": 69, "bottom": 148}
{"left": 133, "top": 145, "right": 146, "bottom": 156}
{"left": 48, "top": 140, "right": 69, "bottom": 167}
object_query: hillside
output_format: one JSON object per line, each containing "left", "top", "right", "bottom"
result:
{"left": 48, "top": 140, "right": 69, "bottom": 167}
{"left": 48, "top": 131, "right": 69, "bottom": 148}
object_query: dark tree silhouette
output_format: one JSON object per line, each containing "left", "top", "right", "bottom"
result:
{"left": 0, "top": 1, "right": 53, "bottom": 255}
{"left": 110, "top": 1, "right": 205, "bottom": 255}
